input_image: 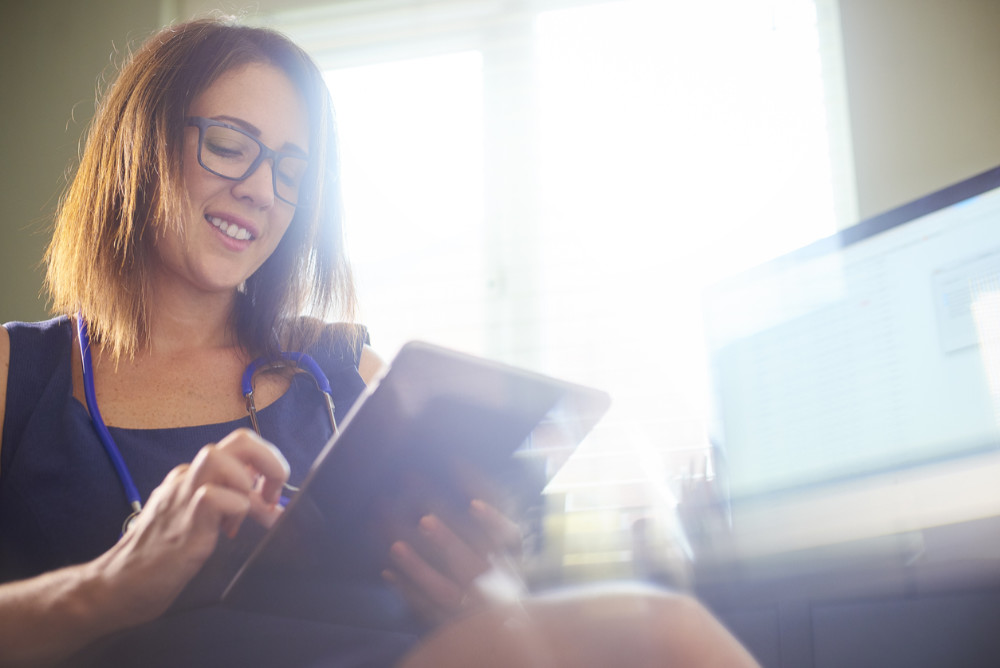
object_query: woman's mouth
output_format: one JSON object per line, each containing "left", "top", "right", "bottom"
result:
{"left": 206, "top": 215, "right": 255, "bottom": 241}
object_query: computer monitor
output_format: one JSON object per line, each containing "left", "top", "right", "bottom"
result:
{"left": 703, "top": 165, "right": 1000, "bottom": 501}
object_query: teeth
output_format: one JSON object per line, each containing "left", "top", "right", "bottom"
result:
{"left": 207, "top": 216, "right": 253, "bottom": 241}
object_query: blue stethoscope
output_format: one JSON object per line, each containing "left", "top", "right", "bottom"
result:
{"left": 76, "top": 317, "right": 339, "bottom": 534}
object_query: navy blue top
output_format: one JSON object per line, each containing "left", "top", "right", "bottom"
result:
{"left": 1, "top": 317, "right": 419, "bottom": 667}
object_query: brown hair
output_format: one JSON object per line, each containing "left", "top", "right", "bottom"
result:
{"left": 44, "top": 17, "right": 356, "bottom": 361}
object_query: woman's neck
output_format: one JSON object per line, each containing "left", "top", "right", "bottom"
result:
{"left": 144, "top": 282, "right": 241, "bottom": 356}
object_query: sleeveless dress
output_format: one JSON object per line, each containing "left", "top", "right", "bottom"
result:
{"left": 0, "top": 316, "right": 420, "bottom": 667}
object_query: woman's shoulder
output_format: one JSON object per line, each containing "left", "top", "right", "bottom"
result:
{"left": 282, "top": 317, "right": 370, "bottom": 367}
{"left": 1, "top": 316, "right": 72, "bottom": 463}
{"left": 2, "top": 316, "right": 73, "bottom": 370}
{"left": 298, "top": 318, "right": 385, "bottom": 384}
{"left": 3, "top": 315, "right": 73, "bottom": 339}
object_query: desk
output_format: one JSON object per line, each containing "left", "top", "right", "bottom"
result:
{"left": 691, "top": 452, "right": 1000, "bottom": 668}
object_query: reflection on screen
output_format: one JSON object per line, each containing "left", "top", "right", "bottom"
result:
{"left": 703, "top": 168, "right": 1000, "bottom": 499}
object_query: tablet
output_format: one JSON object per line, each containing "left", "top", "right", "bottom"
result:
{"left": 172, "top": 341, "right": 610, "bottom": 625}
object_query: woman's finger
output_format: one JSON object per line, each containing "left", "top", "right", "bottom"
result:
{"left": 183, "top": 430, "right": 289, "bottom": 509}
{"left": 387, "top": 539, "right": 466, "bottom": 611}
{"left": 185, "top": 444, "right": 256, "bottom": 497}
{"left": 469, "top": 499, "right": 523, "bottom": 555}
{"left": 135, "top": 430, "right": 289, "bottom": 544}
{"left": 416, "top": 514, "right": 491, "bottom": 585}
{"left": 188, "top": 483, "right": 254, "bottom": 539}
{"left": 213, "top": 429, "right": 290, "bottom": 505}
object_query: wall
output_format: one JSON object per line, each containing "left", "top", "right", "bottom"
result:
{"left": 838, "top": 0, "right": 1000, "bottom": 219}
{"left": 1, "top": 0, "right": 998, "bottom": 320}
{"left": 0, "top": 0, "right": 163, "bottom": 322}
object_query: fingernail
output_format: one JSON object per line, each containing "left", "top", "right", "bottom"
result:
{"left": 419, "top": 514, "right": 437, "bottom": 534}
{"left": 267, "top": 443, "right": 291, "bottom": 475}
{"left": 390, "top": 541, "right": 408, "bottom": 559}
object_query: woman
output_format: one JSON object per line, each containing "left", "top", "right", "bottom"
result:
{"left": 0, "top": 16, "right": 758, "bottom": 668}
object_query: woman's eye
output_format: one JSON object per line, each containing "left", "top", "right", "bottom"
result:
{"left": 206, "top": 138, "right": 249, "bottom": 160}
{"left": 277, "top": 157, "right": 308, "bottom": 187}
{"left": 276, "top": 169, "right": 298, "bottom": 187}
{"left": 202, "top": 125, "right": 258, "bottom": 164}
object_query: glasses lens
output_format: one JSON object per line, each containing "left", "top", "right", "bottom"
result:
{"left": 274, "top": 155, "right": 309, "bottom": 206}
{"left": 201, "top": 125, "right": 261, "bottom": 180}
{"left": 198, "top": 123, "right": 308, "bottom": 206}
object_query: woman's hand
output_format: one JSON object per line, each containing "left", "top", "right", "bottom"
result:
{"left": 383, "top": 499, "right": 525, "bottom": 627}
{"left": 91, "top": 428, "right": 289, "bottom": 625}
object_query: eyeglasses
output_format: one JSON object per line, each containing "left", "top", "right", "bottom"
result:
{"left": 186, "top": 116, "right": 310, "bottom": 206}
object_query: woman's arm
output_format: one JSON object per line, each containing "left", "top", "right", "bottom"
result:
{"left": 0, "top": 428, "right": 289, "bottom": 666}
{"left": 0, "top": 557, "right": 127, "bottom": 666}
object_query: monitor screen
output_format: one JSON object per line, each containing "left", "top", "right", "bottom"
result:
{"left": 703, "top": 166, "right": 1000, "bottom": 500}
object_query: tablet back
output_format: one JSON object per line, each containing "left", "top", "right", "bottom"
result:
{"left": 217, "top": 341, "right": 610, "bottom": 625}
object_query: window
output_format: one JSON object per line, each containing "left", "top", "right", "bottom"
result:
{"left": 323, "top": 53, "right": 487, "bottom": 355}
{"left": 259, "top": 0, "right": 855, "bottom": 581}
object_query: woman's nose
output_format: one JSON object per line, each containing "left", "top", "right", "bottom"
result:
{"left": 231, "top": 159, "right": 276, "bottom": 209}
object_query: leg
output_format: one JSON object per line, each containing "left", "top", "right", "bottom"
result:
{"left": 397, "top": 583, "right": 759, "bottom": 668}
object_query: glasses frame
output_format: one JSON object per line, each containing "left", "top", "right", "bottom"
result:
{"left": 185, "top": 116, "right": 309, "bottom": 207}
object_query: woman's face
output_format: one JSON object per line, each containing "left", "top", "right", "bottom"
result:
{"left": 155, "top": 62, "right": 310, "bottom": 299}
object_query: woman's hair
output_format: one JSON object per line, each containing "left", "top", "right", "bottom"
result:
{"left": 44, "top": 16, "right": 356, "bottom": 361}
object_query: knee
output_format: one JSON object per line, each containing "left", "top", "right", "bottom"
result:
{"left": 528, "top": 585, "right": 737, "bottom": 666}
{"left": 399, "top": 584, "right": 758, "bottom": 668}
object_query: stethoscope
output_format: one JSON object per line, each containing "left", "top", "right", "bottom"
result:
{"left": 75, "top": 317, "right": 339, "bottom": 534}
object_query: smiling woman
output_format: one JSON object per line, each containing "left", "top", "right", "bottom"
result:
{"left": 0, "top": 18, "right": 399, "bottom": 666}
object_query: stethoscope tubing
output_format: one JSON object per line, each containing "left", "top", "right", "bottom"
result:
{"left": 76, "top": 316, "right": 337, "bottom": 533}
{"left": 76, "top": 317, "right": 144, "bottom": 520}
